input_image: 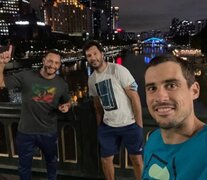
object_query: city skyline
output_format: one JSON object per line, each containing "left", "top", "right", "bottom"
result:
{"left": 30, "top": 0, "right": 207, "bottom": 32}
{"left": 112, "top": 0, "right": 207, "bottom": 32}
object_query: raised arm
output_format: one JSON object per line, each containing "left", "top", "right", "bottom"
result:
{"left": 0, "top": 45, "right": 12, "bottom": 87}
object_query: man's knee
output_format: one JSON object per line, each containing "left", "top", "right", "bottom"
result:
{"left": 101, "top": 156, "right": 114, "bottom": 165}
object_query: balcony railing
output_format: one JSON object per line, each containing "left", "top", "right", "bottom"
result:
{"left": 0, "top": 100, "right": 206, "bottom": 179}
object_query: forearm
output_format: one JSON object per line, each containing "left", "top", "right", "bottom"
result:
{"left": 0, "top": 45, "right": 12, "bottom": 87}
{"left": 93, "top": 97, "right": 104, "bottom": 126}
{"left": 95, "top": 111, "right": 103, "bottom": 125}
{"left": 131, "top": 95, "right": 143, "bottom": 127}
{"left": 0, "top": 64, "right": 5, "bottom": 87}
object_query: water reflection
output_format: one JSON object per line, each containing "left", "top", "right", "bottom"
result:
{"left": 122, "top": 46, "right": 167, "bottom": 107}
{"left": 61, "top": 60, "right": 89, "bottom": 106}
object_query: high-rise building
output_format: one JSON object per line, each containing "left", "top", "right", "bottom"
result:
{"left": 169, "top": 18, "right": 195, "bottom": 36}
{"left": 91, "top": 0, "right": 112, "bottom": 38}
{"left": 195, "top": 19, "right": 207, "bottom": 33}
{"left": 43, "top": 0, "right": 92, "bottom": 35}
{"left": 111, "top": 6, "right": 119, "bottom": 30}
{"left": 0, "top": 0, "right": 31, "bottom": 39}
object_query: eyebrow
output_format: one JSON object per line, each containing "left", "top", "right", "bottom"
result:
{"left": 145, "top": 78, "right": 180, "bottom": 88}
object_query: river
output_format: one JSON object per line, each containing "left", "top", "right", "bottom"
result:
{"left": 121, "top": 47, "right": 168, "bottom": 107}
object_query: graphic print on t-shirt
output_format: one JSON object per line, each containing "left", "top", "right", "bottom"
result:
{"left": 32, "top": 84, "right": 56, "bottom": 103}
{"left": 144, "top": 154, "right": 176, "bottom": 180}
{"left": 95, "top": 79, "right": 118, "bottom": 111}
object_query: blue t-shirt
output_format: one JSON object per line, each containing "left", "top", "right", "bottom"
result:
{"left": 142, "top": 125, "right": 207, "bottom": 180}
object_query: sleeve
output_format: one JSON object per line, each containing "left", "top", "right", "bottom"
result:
{"left": 88, "top": 76, "right": 97, "bottom": 97}
{"left": 59, "top": 81, "right": 70, "bottom": 104}
{"left": 4, "top": 70, "right": 25, "bottom": 90}
{"left": 115, "top": 64, "right": 137, "bottom": 89}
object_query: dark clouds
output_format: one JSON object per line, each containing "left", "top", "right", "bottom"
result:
{"left": 112, "top": 0, "right": 207, "bottom": 32}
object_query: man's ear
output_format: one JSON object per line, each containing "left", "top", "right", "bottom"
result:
{"left": 192, "top": 82, "right": 200, "bottom": 100}
{"left": 102, "top": 52, "right": 104, "bottom": 59}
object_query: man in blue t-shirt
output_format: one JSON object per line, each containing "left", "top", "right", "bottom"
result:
{"left": 143, "top": 55, "right": 207, "bottom": 180}
{"left": 0, "top": 46, "right": 71, "bottom": 180}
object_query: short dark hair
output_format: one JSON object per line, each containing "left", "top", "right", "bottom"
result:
{"left": 82, "top": 40, "right": 104, "bottom": 56}
{"left": 145, "top": 55, "right": 196, "bottom": 88}
{"left": 45, "top": 49, "right": 62, "bottom": 59}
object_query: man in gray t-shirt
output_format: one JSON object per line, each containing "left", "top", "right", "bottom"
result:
{"left": 0, "top": 46, "right": 70, "bottom": 180}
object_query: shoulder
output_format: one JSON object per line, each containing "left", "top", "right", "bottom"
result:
{"left": 10, "top": 69, "right": 34, "bottom": 78}
{"left": 112, "top": 63, "right": 127, "bottom": 71}
{"left": 21, "top": 69, "right": 41, "bottom": 77}
{"left": 55, "top": 75, "right": 67, "bottom": 84}
{"left": 88, "top": 72, "right": 95, "bottom": 82}
{"left": 199, "top": 125, "right": 207, "bottom": 143}
{"left": 18, "top": 69, "right": 33, "bottom": 74}
{"left": 106, "top": 63, "right": 129, "bottom": 76}
{"left": 114, "top": 64, "right": 131, "bottom": 76}
{"left": 146, "top": 128, "right": 160, "bottom": 142}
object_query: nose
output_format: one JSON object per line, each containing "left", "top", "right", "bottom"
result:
{"left": 154, "top": 87, "right": 169, "bottom": 102}
{"left": 49, "top": 61, "right": 58, "bottom": 68}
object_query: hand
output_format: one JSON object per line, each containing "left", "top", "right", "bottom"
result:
{"left": 58, "top": 102, "right": 71, "bottom": 113}
{"left": 0, "top": 45, "right": 12, "bottom": 64}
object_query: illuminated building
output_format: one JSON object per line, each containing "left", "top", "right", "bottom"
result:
{"left": 0, "top": 0, "right": 31, "bottom": 39}
{"left": 195, "top": 19, "right": 207, "bottom": 33}
{"left": 48, "top": 0, "right": 113, "bottom": 38}
{"left": 91, "top": 0, "right": 112, "bottom": 38}
{"left": 169, "top": 18, "right": 195, "bottom": 37}
{"left": 43, "top": 0, "right": 92, "bottom": 35}
{"left": 111, "top": 6, "right": 119, "bottom": 30}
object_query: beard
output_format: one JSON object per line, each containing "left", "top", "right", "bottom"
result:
{"left": 44, "top": 66, "right": 57, "bottom": 75}
{"left": 157, "top": 116, "right": 185, "bottom": 130}
{"left": 90, "top": 58, "right": 104, "bottom": 69}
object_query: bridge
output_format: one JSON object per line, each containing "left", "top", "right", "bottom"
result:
{"left": 142, "top": 37, "right": 167, "bottom": 47}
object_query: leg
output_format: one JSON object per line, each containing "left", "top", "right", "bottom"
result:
{"left": 129, "top": 154, "right": 143, "bottom": 180}
{"left": 122, "top": 123, "right": 144, "bottom": 180}
{"left": 37, "top": 133, "right": 58, "bottom": 180}
{"left": 98, "top": 123, "right": 120, "bottom": 180}
{"left": 16, "top": 132, "right": 35, "bottom": 180}
{"left": 101, "top": 155, "right": 115, "bottom": 180}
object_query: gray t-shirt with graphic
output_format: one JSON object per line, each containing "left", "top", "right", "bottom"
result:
{"left": 5, "top": 70, "right": 70, "bottom": 134}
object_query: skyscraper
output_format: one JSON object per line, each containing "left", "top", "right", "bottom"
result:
{"left": 0, "top": 0, "right": 31, "bottom": 39}
{"left": 111, "top": 6, "right": 119, "bottom": 30}
{"left": 91, "top": 0, "right": 112, "bottom": 38}
{"left": 43, "top": 0, "right": 92, "bottom": 35}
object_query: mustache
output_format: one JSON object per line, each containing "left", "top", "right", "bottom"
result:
{"left": 152, "top": 102, "right": 175, "bottom": 109}
{"left": 45, "top": 66, "right": 57, "bottom": 70}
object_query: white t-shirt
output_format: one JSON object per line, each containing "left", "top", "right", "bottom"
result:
{"left": 88, "top": 63, "right": 137, "bottom": 127}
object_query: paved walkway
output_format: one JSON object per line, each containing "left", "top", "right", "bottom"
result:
{"left": 0, "top": 173, "right": 136, "bottom": 180}
{"left": 0, "top": 174, "right": 49, "bottom": 180}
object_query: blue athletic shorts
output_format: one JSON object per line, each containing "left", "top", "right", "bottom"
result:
{"left": 98, "top": 122, "right": 143, "bottom": 157}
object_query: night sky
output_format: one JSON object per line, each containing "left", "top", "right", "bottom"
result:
{"left": 31, "top": 0, "right": 207, "bottom": 32}
{"left": 112, "top": 0, "right": 207, "bottom": 32}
